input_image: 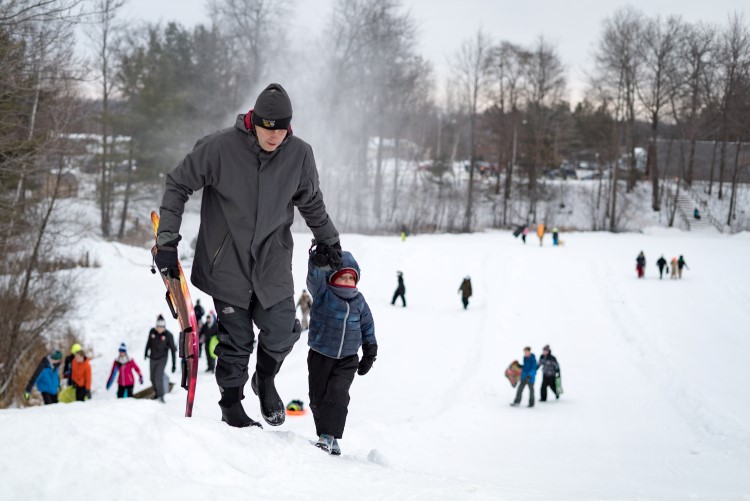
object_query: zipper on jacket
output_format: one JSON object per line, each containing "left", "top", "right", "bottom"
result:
{"left": 336, "top": 302, "right": 350, "bottom": 359}
{"left": 211, "top": 233, "right": 229, "bottom": 269}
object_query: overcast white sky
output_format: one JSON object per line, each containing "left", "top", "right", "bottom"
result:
{"left": 119, "top": 0, "right": 748, "bottom": 103}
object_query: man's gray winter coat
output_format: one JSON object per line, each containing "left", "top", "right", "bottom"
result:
{"left": 158, "top": 114, "right": 338, "bottom": 309}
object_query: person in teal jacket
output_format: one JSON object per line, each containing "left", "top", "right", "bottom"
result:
{"left": 511, "top": 347, "right": 537, "bottom": 408}
{"left": 24, "top": 351, "right": 62, "bottom": 405}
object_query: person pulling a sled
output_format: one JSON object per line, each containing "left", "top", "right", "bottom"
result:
{"left": 306, "top": 248, "right": 377, "bottom": 455}
{"left": 24, "top": 350, "right": 63, "bottom": 405}
{"left": 144, "top": 314, "right": 177, "bottom": 403}
{"left": 511, "top": 347, "right": 536, "bottom": 408}
{"left": 153, "top": 83, "right": 341, "bottom": 428}
{"left": 537, "top": 345, "right": 560, "bottom": 402}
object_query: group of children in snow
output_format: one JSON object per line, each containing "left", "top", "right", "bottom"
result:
{"left": 514, "top": 224, "right": 563, "bottom": 246}
{"left": 24, "top": 309, "right": 220, "bottom": 405}
{"left": 509, "top": 345, "right": 563, "bottom": 408}
{"left": 635, "top": 251, "right": 689, "bottom": 279}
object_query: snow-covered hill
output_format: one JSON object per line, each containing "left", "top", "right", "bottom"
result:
{"left": 2, "top": 207, "right": 749, "bottom": 499}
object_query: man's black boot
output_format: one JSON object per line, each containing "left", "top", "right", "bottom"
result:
{"left": 251, "top": 346, "right": 285, "bottom": 426}
{"left": 218, "top": 386, "right": 262, "bottom": 428}
{"left": 251, "top": 372, "right": 285, "bottom": 426}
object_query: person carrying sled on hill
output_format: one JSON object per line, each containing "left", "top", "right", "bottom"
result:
{"left": 636, "top": 251, "right": 646, "bottom": 278}
{"left": 537, "top": 345, "right": 560, "bottom": 402}
{"left": 297, "top": 289, "right": 313, "bottom": 330}
{"left": 153, "top": 83, "right": 341, "bottom": 428}
{"left": 306, "top": 247, "right": 377, "bottom": 456}
{"left": 458, "top": 276, "right": 473, "bottom": 310}
{"left": 144, "top": 314, "right": 176, "bottom": 403}
{"left": 656, "top": 255, "right": 668, "bottom": 279}
{"left": 391, "top": 271, "right": 406, "bottom": 307}
{"left": 200, "top": 314, "right": 218, "bottom": 373}
{"left": 70, "top": 349, "right": 92, "bottom": 402}
{"left": 63, "top": 343, "right": 82, "bottom": 387}
{"left": 537, "top": 224, "right": 545, "bottom": 246}
{"left": 107, "top": 343, "right": 143, "bottom": 398}
{"left": 511, "top": 347, "right": 537, "bottom": 407}
{"left": 670, "top": 256, "right": 678, "bottom": 279}
{"left": 24, "top": 350, "right": 63, "bottom": 405}
{"left": 677, "top": 255, "right": 689, "bottom": 279}
{"left": 194, "top": 299, "right": 206, "bottom": 354}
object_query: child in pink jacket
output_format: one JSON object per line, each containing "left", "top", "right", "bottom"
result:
{"left": 107, "top": 343, "right": 143, "bottom": 398}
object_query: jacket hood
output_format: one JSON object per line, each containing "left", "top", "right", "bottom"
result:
{"left": 327, "top": 251, "right": 361, "bottom": 283}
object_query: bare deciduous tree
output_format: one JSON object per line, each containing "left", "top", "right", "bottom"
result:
{"left": 451, "top": 28, "right": 492, "bottom": 231}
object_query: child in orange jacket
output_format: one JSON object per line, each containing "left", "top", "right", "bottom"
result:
{"left": 70, "top": 349, "right": 92, "bottom": 401}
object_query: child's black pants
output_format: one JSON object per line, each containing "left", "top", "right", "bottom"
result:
{"left": 308, "top": 349, "right": 358, "bottom": 439}
{"left": 540, "top": 375, "right": 557, "bottom": 401}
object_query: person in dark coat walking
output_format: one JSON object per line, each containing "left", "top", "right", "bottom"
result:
{"left": 678, "top": 255, "right": 689, "bottom": 279}
{"left": 194, "top": 299, "right": 206, "bottom": 355}
{"left": 391, "top": 271, "right": 406, "bottom": 307}
{"left": 24, "top": 351, "right": 62, "bottom": 405}
{"left": 511, "top": 347, "right": 536, "bottom": 407}
{"left": 200, "top": 314, "right": 218, "bottom": 373}
{"left": 636, "top": 251, "right": 646, "bottom": 278}
{"left": 306, "top": 249, "right": 377, "bottom": 456}
{"left": 656, "top": 255, "right": 668, "bottom": 279}
{"left": 144, "top": 314, "right": 176, "bottom": 402}
{"left": 537, "top": 345, "right": 560, "bottom": 401}
{"left": 153, "top": 83, "right": 341, "bottom": 428}
{"left": 458, "top": 277, "right": 472, "bottom": 309}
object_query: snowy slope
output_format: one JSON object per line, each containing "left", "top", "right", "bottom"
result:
{"left": 2, "top": 215, "right": 750, "bottom": 500}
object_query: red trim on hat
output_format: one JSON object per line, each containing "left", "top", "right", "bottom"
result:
{"left": 329, "top": 267, "right": 359, "bottom": 285}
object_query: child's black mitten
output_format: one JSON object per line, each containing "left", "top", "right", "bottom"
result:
{"left": 358, "top": 344, "right": 378, "bottom": 376}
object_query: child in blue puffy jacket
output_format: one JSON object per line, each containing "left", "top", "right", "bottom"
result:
{"left": 511, "top": 346, "right": 537, "bottom": 408}
{"left": 306, "top": 247, "right": 377, "bottom": 456}
{"left": 24, "top": 350, "right": 63, "bottom": 405}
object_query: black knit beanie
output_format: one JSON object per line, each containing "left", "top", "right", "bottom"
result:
{"left": 252, "top": 83, "right": 292, "bottom": 130}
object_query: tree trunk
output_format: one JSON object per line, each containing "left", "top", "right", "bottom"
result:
{"left": 374, "top": 132, "right": 384, "bottom": 220}
{"left": 727, "top": 140, "right": 741, "bottom": 226}
{"left": 718, "top": 129, "right": 728, "bottom": 200}
{"left": 649, "top": 119, "right": 659, "bottom": 211}
{"left": 117, "top": 140, "right": 134, "bottom": 239}
{"left": 708, "top": 140, "right": 718, "bottom": 196}
{"left": 464, "top": 113, "right": 476, "bottom": 232}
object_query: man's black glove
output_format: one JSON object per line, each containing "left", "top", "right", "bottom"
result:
{"left": 171, "top": 363, "right": 177, "bottom": 373}
{"left": 311, "top": 240, "right": 342, "bottom": 270}
{"left": 357, "top": 344, "right": 378, "bottom": 376}
{"left": 154, "top": 236, "right": 181, "bottom": 279}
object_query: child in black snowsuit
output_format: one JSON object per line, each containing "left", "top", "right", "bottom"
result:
{"left": 537, "top": 345, "right": 560, "bottom": 401}
{"left": 306, "top": 248, "right": 377, "bottom": 456}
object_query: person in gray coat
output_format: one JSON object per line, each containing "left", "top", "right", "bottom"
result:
{"left": 153, "top": 83, "right": 342, "bottom": 429}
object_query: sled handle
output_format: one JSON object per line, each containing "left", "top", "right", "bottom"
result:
{"left": 165, "top": 290, "right": 179, "bottom": 319}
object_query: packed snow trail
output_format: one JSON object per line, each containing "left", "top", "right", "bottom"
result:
{"left": 2, "top": 223, "right": 750, "bottom": 500}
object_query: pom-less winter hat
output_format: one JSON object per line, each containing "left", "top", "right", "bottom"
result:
{"left": 50, "top": 350, "right": 63, "bottom": 361}
{"left": 251, "top": 83, "right": 293, "bottom": 130}
{"left": 71, "top": 343, "right": 82, "bottom": 354}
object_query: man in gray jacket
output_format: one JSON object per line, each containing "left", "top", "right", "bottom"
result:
{"left": 154, "top": 83, "right": 342, "bottom": 428}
